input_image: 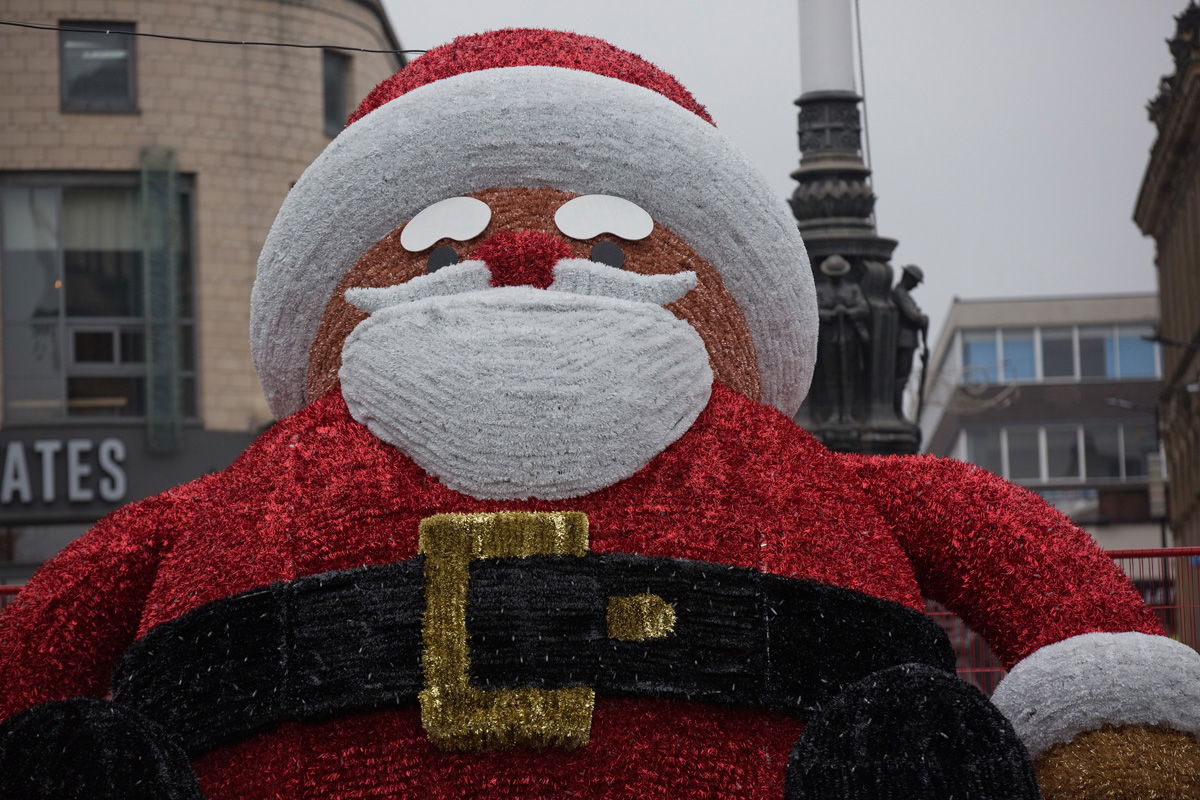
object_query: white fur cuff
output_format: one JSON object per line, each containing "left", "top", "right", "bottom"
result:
{"left": 990, "top": 631, "right": 1200, "bottom": 758}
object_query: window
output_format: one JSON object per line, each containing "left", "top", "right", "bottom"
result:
{"left": 965, "top": 429, "right": 1002, "bottom": 475}
{"left": 1116, "top": 325, "right": 1157, "bottom": 378}
{"left": 323, "top": 50, "right": 351, "bottom": 136}
{"left": 1082, "top": 424, "right": 1121, "bottom": 479}
{"left": 962, "top": 324, "right": 1159, "bottom": 384}
{"left": 960, "top": 422, "right": 1157, "bottom": 483}
{"left": 1045, "top": 427, "right": 1081, "bottom": 480}
{"left": 1006, "top": 428, "right": 1041, "bottom": 480}
{"left": 962, "top": 330, "right": 998, "bottom": 384}
{"left": 999, "top": 328, "right": 1035, "bottom": 381}
{"left": 1123, "top": 424, "right": 1158, "bottom": 478}
{"left": 1041, "top": 327, "right": 1075, "bottom": 378}
{"left": 59, "top": 21, "right": 136, "bottom": 112}
{"left": 0, "top": 175, "right": 195, "bottom": 422}
{"left": 1078, "top": 326, "right": 1113, "bottom": 378}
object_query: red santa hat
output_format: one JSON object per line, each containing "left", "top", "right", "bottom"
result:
{"left": 251, "top": 29, "right": 816, "bottom": 418}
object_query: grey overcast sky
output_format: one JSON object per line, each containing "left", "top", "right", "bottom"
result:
{"left": 380, "top": 0, "right": 1182, "bottom": 344}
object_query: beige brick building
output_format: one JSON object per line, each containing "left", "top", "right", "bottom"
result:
{"left": 1136, "top": 3, "right": 1200, "bottom": 549}
{"left": 0, "top": 1, "right": 403, "bottom": 576}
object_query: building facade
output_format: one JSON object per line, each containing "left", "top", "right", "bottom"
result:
{"left": 1135, "top": 2, "right": 1200, "bottom": 549}
{"left": 0, "top": 0, "right": 403, "bottom": 578}
{"left": 919, "top": 294, "right": 1166, "bottom": 551}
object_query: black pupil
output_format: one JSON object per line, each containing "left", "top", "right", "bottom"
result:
{"left": 428, "top": 245, "right": 459, "bottom": 272}
{"left": 589, "top": 241, "right": 625, "bottom": 269}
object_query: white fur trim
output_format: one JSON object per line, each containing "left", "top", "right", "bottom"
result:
{"left": 344, "top": 260, "right": 491, "bottom": 313}
{"left": 253, "top": 66, "right": 814, "bottom": 418}
{"left": 990, "top": 632, "right": 1200, "bottom": 758}
{"left": 339, "top": 286, "right": 713, "bottom": 499}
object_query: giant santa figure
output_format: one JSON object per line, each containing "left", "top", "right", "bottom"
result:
{"left": 1, "top": 29, "right": 1198, "bottom": 800}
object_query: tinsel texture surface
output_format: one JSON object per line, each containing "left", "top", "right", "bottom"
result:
{"left": 348, "top": 29, "right": 714, "bottom": 126}
{"left": 0, "top": 385, "right": 1166, "bottom": 798}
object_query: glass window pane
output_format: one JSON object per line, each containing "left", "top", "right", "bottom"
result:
{"left": 1079, "top": 326, "right": 1114, "bottom": 378}
{"left": 1046, "top": 427, "right": 1081, "bottom": 479}
{"left": 1000, "top": 328, "right": 1035, "bottom": 381}
{"left": 965, "top": 429, "right": 1003, "bottom": 474}
{"left": 1083, "top": 425, "right": 1121, "bottom": 479}
{"left": 66, "top": 375, "right": 144, "bottom": 416}
{"left": 962, "top": 331, "right": 998, "bottom": 383}
{"left": 1117, "top": 326, "right": 1157, "bottom": 378}
{"left": 1007, "top": 429, "right": 1041, "bottom": 480}
{"left": 1123, "top": 424, "right": 1158, "bottom": 478}
{"left": 181, "top": 376, "right": 197, "bottom": 418}
{"left": 62, "top": 187, "right": 142, "bottom": 316}
{"left": 1041, "top": 327, "right": 1074, "bottom": 378}
{"left": 1, "top": 187, "right": 66, "bottom": 422}
{"left": 73, "top": 330, "right": 115, "bottom": 362}
{"left": 119, "top": 329, "right": 144, "bottom": 363}
{"left": 177, "top": 190, "right": 194, "bottom": 318}
{"left": 323, "top": 50, "right": 350, "bottom": 136}
{"left": 179, "top": 323, "right": 195, "bottom": 371}
{"left": 60, "top": 24, "right": 135, "bottom": 111}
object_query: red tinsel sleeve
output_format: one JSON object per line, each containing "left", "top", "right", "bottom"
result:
{"left": 0, "top": 481, "right": 199, "bottom": 723}
{"left": 843, "top": 453, "right": 1162, "bottom": 667}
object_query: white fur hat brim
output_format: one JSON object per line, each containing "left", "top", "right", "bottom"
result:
{"left": 252, "top": 65, "right": 816, "bottom": 418}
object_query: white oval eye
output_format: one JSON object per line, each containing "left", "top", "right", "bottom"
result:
{"left": 554, "top": 195, "right": 654, "bottom": 241}
{"left": 400, "top": 196, "right": 492, "bottom": 252}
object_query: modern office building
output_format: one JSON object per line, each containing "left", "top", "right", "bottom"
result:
{"left": 0, "top": 0, "right": 404, "bottom": 578}
{"left": 1136, "top": 1, "right": 1200, "bottom": 549}
{"left": 919, "top": 294, "right": 1166, "bottom": 551}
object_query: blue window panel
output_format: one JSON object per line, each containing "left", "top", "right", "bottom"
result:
{"left": 1117, "top": 330, "right": 1157, "bottom": 378}
{"left": 1000, "top": 329, "right": 1035, "bottom": 380}
{"left": 962, "top": 331, "right": 998, "bottom": 384}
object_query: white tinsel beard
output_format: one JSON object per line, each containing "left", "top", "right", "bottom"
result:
{"left": 339, "top": 263, "right": 712, "bottom": 500}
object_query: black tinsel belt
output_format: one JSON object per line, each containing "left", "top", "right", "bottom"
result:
{"left": 112, "top": 513, "right": 954, "bottom": 757}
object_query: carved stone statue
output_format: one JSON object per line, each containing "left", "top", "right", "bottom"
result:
{"left": 814, "top": 255, "right": 871, "bottom": 423}
{"left": 892, "top": 264, "right": 929, "bottom": 416}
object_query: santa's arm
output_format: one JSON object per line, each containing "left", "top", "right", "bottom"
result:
{"left": 0, "top": 487, "right": 209, "bottom": 799}
{"left": 846, "top": 452, "right": 1200, "bottom": 798}
{"left": 0, "top": 497, "right": 177, "bottom": 720}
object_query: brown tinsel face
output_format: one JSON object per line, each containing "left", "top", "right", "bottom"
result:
{"left": 1034, "top": 724, "right": 1200, "bottom": 799}
{"left": 305, "top": 186, "right": 761, "bottom": 404}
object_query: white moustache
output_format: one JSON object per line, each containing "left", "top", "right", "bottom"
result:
{"left": 344, "top": 258, "right": 697, "bottom": 313}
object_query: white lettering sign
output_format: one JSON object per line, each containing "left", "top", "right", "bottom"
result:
{"left": 0, "top": 437, "right": 128, "bottom": 506}
{"left": 1, "top": 442, "right": 31, "bottom": 503}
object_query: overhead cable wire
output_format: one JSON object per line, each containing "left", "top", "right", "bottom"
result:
{"left": 0, "top": 19, "right": 426, "bottom": 55}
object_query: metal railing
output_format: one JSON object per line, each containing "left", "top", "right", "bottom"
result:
{"left": 3, "top": 548, "right": 1198, "bottom": 695}
{"left": 927, "top": 546, "right": 1200, "bottom": 694}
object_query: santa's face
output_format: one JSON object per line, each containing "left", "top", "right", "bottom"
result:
{"left": 305, "top": 187, "right": 764, "bottom": 500}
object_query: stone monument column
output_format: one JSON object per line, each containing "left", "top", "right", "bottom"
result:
{"left": 791, "top": 0, "right": 924, "bottom": 454}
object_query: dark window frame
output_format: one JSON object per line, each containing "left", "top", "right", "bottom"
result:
{"left": 0, "top": 171, "right": 197, "bottom": 425}
{"left": 322, "top": 49, "right": 352, "bottom": 137}
{"left": 59, "top": 20, "right": 138, "bottom": 113}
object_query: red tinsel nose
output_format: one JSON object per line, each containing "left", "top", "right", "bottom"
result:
{"left": 470, "top": 230, "right": 573, "bottom": 289}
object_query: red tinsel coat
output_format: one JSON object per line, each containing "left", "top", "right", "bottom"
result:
{"left": 0, "top": 383, "right": 1159, "bottom": 799}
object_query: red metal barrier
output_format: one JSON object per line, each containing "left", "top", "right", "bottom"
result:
{"left": 0, "top": 586, "right": 19, "bottom": 603}
{"left": 927, "top": 546, "right": 1200, "bottom": 694}
{"left": 3, "top": 548, "right": 1199, "bottom": 695}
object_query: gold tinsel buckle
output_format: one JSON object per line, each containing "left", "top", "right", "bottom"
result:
{"left": 418, "top": 511, "right": 595, "bottom": 752}
{"left": 417, "top": 511, "right": 675, "bottom": 752}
